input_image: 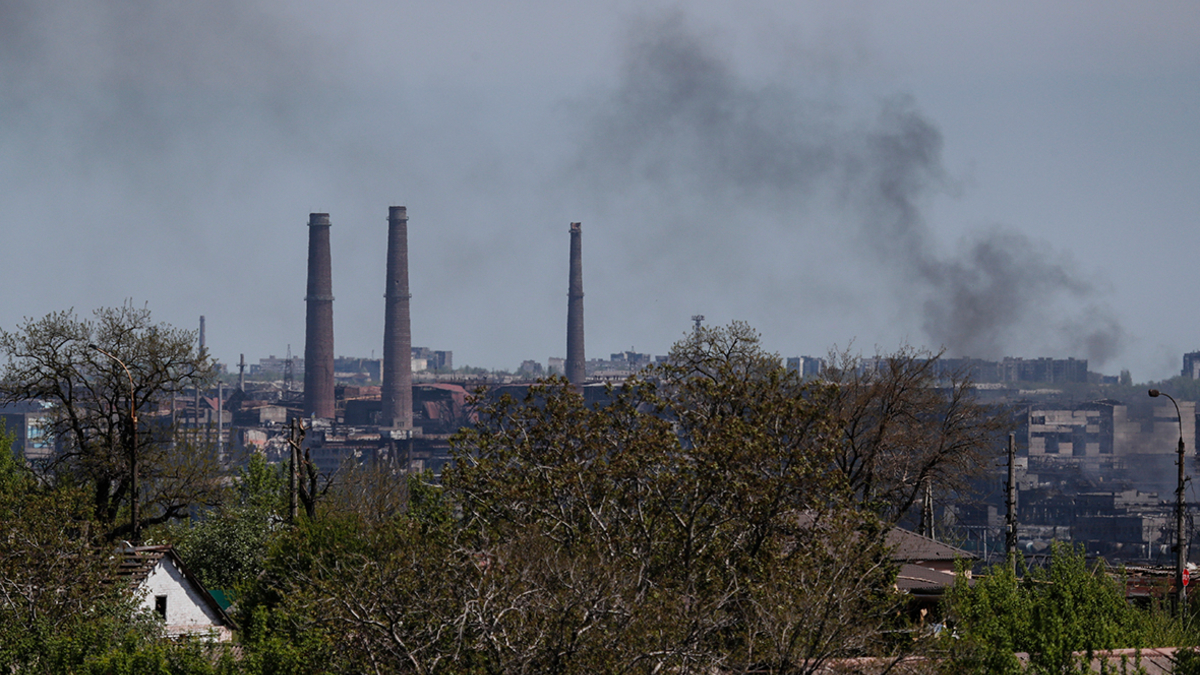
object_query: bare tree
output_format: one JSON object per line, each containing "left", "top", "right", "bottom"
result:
{"left": 0, "top": 303, "right": 217, "bottom": 540}
{"left": 824, "top": 346, "right": 1009, "bottom": 527}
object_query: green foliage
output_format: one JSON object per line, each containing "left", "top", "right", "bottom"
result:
{"left": 0, "top": 426, "right": 241, "bottom": 673}
{"left": 0, "top": 428, "right": 120, "bottom": 670}
{"left": 237, "top": 452, "right": 289, "bottom": 515}
{"left": 240, "top": 324, "right": 910, "bottom": 674}
{"left": 1175, "top": 648, "right": 1200, "bottom": 675}
{"left": 167, "top": 453, "right": 286, "bottom": 591}
{"left": 0, "top": 422, "right": 26, "bottom": 495}
{"left": 945, "top": 543, "right": 1150, "bottom": 674}
{"left": 228, "top": 324, "right": 1020, "bottom": 672}
{"left": 30, "top": 605, "right": 237, "bottom": 675}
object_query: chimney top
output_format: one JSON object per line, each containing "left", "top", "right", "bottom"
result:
{"left": 308, "top": 213, "right": 331, "bottom": 226}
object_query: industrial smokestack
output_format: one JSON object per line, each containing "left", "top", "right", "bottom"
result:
{"left": 566, "top": 222, "right": 585, "bottom": 387}
{"left": 381, "top": 206, "right": 413, "bottom": 429}
{"left": 303, "top": 213, "right": 335, "bottom": 419}
{"left": 199, "top": 316, "right": 206, "bottom": 351}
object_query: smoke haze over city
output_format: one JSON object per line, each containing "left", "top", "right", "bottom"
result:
{"left": 1, "top": 1, "right": 1197, "bottom": 379}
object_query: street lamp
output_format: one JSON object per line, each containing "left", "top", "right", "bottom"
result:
{"left": 90, "top": 344, "right": 139, "bottom": 544}
{"left": 1150, "top": 388, "right": 1187, "bottom": 615}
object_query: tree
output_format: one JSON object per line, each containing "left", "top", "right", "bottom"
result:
{"left": 823, "top": 346, "right": 1008, "bottom": 526}
{"left": 239, "top": 324, "right": 1005, "bottom": 673}
{"left": 945, "top": 542, "right": 1147, "bottom": 674}
{"left": 0, "top": 303, "right": 217, "bottom": 541}
{"left": 0, "top": 425, "right": 112, "bottom": 668}
{"left": 240, "top": 324, "right": 904, "bottom": 674}
{"left": 0, "top": 423, "right": 224, "bottom": 672}
{"left": 444, "top": 357, "right": 902, "bottom": 674}
{"left": 168, "top": 453, "right": 287, "bottom": 591}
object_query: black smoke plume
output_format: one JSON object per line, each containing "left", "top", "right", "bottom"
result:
{"left": 571, "top": 12, "right": 1124, "bottom": 364}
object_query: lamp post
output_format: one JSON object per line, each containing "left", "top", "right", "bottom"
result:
{"left": 1150, "top": 388, "right": 1187, "bottom": 615}
{"left": 90, "top": 344, "right": 139, "bottom": 544}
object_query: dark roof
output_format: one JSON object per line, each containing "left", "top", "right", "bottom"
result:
{"left": 895, "top": 563, "right": 960, "bottom": 594}
{"left": 886, "top": 528, "right": 975, "bottom": 562}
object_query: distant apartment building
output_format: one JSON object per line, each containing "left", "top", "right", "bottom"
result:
{"left": 247, "top": 349, "right": 450, "bottom": 382}
{"left": 786, "top": 356, "right": 824, "bottom": 379}
{"left": 585, "top": 351, "right": 657, "bottom": 380}
{"left": 1183, "top": 351, "right": 1200, "bottom": 379}
{"left": 518, "top": 360, "right": 544, "bottom": 377}
{"left": 0, "top": 401, "right": 54, "bottom": 464}
{"left": 334, "top": 357, "right": 381, "bottom": 383}
{"left": 251, "top": 354, "right": 303, "bottom": 378}
{"left": 1028, "top": 402, "right": 1115, "bottom": 458}
{"left": 412, "top": 347, "right": 452, "bottom": 372}
{"left": 937, "top": 356, "right": 1088, "bottom": 384}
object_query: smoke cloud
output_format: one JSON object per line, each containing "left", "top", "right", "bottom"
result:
{"left": 0, "top": 3, "right": 1137, "bottom": 371}
{"left": 570, "top": 12, "right": 1125, "bottom": 364}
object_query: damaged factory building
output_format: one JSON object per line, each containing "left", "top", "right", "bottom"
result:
{"left": 958, "top": 396, "right": 1199, "bottom": 564}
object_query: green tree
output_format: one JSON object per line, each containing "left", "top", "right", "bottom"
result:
{"left": 0, "top": 426, "right": 118, "bottom": 669}
{"left": 0, "top": 421, "right": 242, "bottom": 673}
{"left": 168, "top": 453, "right": 287, "bottom": 591}
{"left": 945, "top": 542, "right": 1146, "bottom": 674}
{"left": 0, "top": 303, "right": 217, "bottom": 541}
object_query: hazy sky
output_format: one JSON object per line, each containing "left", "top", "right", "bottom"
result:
{"left": 2, "top": 1, "right": 1198, "bottom": 381}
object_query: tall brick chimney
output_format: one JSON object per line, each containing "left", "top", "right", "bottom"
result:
{"left": 566, "top": 222, "right": 585, "bottom": 387}
{"left": 381, "top": 206, "right": 413, "bottom": 429}
{"left": 303, "top": 213, "right": 335, "bottom": 419}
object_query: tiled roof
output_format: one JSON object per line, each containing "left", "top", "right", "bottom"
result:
{"left": 114, "top": 545, "right": 172, "bottom": 587}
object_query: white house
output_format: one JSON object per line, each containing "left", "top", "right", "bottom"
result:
{"left": 116, "top": 545, "right": 235, "bottom": 642}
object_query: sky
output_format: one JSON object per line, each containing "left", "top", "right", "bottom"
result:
{"left": 2, "top": 1, "right": 1199, "bottom": 381}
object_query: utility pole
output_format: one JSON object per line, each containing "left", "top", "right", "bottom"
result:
{"left": 217, "top": 381, "right": 224, "bottom": 466}
{"left": 287, "top": 417, "right": 305, "bottom": 524}
{"left": 920, "top": 477, "right": 935, "bottom": 539}
{"left": 284, "top": 344, "right": 294, "bottom": 393}
{"left": 1006, "top": 432, "right": 1018, "bottom": 574}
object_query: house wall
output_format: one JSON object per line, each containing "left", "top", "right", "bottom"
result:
{"left": 141, "top": 555, "right": 231, "bottom": 641}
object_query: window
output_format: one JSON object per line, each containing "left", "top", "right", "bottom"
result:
{"left": 155, "top": 595, "right": 167, "bottom": 620}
